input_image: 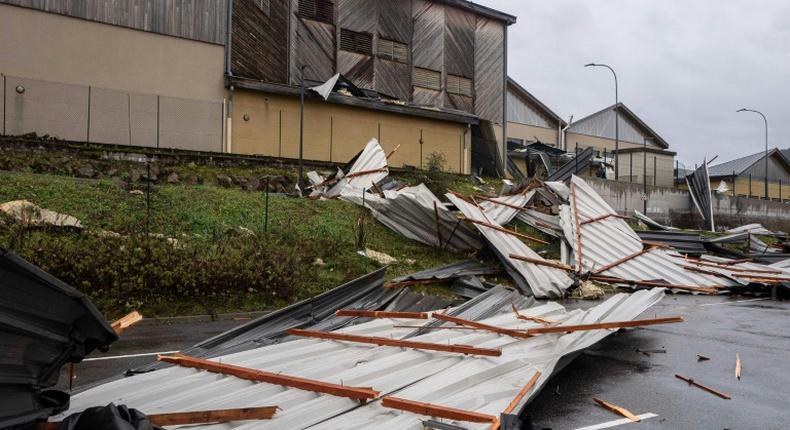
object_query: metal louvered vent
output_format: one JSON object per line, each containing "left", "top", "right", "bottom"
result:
{"left": 447, "top": 74, "right": 473, "bottom": 97}
{"left": 413, "top": 68, "right": 441, "bottom": 91}
{"left": 377, "top": 38, "right": 408, "bottom": 63}
{"left": 299, "top": 0, "right": 334, "bottom": 23}
{"left": 340, "top": 29, "right": 373, "bottom": 55}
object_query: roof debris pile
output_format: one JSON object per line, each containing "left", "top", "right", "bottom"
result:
{"left": 54, "top": 288, "right": 668, "bottom": 429}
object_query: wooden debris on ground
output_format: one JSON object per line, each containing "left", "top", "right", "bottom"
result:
{"left": 735, "top": 353, "right": 742, "bottom": 380}
{"left": 111, "top": 311, "right": 143, "bottom": 335}
{"left": 593, "top": 397, "right": 641, "bottom": 422}
{"left": 675, "top": 374, "right": 731, "bottom": 400}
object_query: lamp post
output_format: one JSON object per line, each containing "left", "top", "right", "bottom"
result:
{"left": 585, "top": 63, "right": 619, "bottom": 180}
{"left": 298, "top": 65, "right": 309, "bottom": 194}
{"left": 737, "top": 108, "right": 768, "bottom": 200}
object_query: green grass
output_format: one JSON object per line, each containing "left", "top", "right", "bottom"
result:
{"left": 0, "top": 171, "right": 475, "bottom": 318}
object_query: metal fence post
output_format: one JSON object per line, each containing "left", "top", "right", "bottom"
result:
{"left": 732, "top": 171, "right": 736, "bottom": 197}
{"left": 653, "top": 156, "right": 657, "bottom": 186}
{"left": 575, "top": 142, "right": 579, "bottom": 174}
{"left": 749, "top": 173, "right": 752, "bottom": 198}
{"left": 629, "top": 152, "right": 633, "bottom": 182}
{"left": 145, "top": 159, "right": 151, "bottom": 237}
{"left": 264, "top": 177, "right": 270, "bottom": 232}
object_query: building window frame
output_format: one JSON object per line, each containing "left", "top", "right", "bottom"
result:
{"left": 340, "top": 28, "right": 373, "bottom": 55}
{"left": 298, "top": 0, "right": 334, "bottom": 24}
{"left": 377, "top": 37, "right": 408, "bottom": 63}
{"left": 446, "top": 74, "right": 473, "bottom": 97}
{"left": 413, "top": 67, "right": 441, "bottom": 91}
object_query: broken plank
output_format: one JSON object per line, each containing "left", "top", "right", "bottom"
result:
{"left": 335, "top": 309, "right": 429, "bottom": 319}
{"left": 580, "top": 213, "right": 631, "bottom": 225}
{"left": 158, "top": 353, "right": 378, "bottom": 401}
{"left": 287, "top": 328, "right": 502, "bottom": 356}
{"left": 697, "top": 353, "right": 711, "bottom": 361}
{"left": 525, "top": 317, "right": 683, "bottom": 335}
{"left": 735, "top": 353, "right": 742, "bottom": 380}
{"left": 674, "top": 374, "right": 731, "bottom": 399}
{"left": 509, "top": 254, "right": 574, "bottom": 272}
{"left": 465, "top": 219, "right": 549, "bottom": 245}
{"left": 510, "top": 303, "right": 557, "bottom": 325}
{"left": 593, "top": 398, "right": 640, "bottom": 422}
{"left": 111, "top": 310, "right": 143, "bottom": 335}
{"left": 38, "top": 406, "right": 278, "bottom": 430}
{"left": 381, "top": 397, "right": 497, "bottom": 424}
{"left": 432, "top": 312, "right": 530, "bottom": 339}
{"left": 503, "top": 371, "right": 542, "bottom": 414}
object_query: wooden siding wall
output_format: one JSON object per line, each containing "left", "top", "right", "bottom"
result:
{"left": 220, "top": 0, "right": 508, "bottom": 123}
{"left": 474, "top": 16, "right": 504, "bottom": 124}
{"left": 231, "top": 0, "right": 288, "bottom": 82}
{"left": 0, "top": 0, "right": 226, "bottom": 45}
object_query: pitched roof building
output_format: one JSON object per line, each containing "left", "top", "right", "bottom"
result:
{"left": 706, "top": 148, "right": 790, "bottom": 200}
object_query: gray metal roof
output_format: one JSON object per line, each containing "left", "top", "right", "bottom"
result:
{"left": 707, "top": 148, "right": 790, "bottom": 177}
{"left": 569, "top": 103, "right": 670, "bottom": 149}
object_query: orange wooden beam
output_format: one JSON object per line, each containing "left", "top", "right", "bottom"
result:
{"left": 580, "top": 213, "right": 630, "bottom": 225}
{"left": 381, "top": 397, "right": 497, "bottom": 424}
{"left": 589, "top": 275, "right": 721, "bottom": 294}
{"left": 593, "top": 398, "right": 640, "bottom": 422}
{"left": 38, "top": 407, "right": 278, "bottom": 430}
{"left": 287, "top": 329, "right": 502, "bottom": 357}
{"left": 571, "top": 183, "right": 584, "bottom": 272}
{"left": 465, "top": 219, "right": 549, "bottom": 245}
{"left": 335, "top": 309, "right": 429, "bottom": 319}
{"left": 158, "top": 354, "right": 379, "bottom": 401}
{"left": 432, "top": 312, "right": 530, "bottom": 339}
{"left": 592, "top": 247, "right": 657, "bottom": 274}
{"left": 525, "top": 316, "right": 683, "bottom": 335}
{"left": 509, "top": 254, "right": 574, "bottom": 272}
{"left": 503, "top": 371, "right": 542, "bottom": 414}
{"left": 675, "top": 374, "right": 731, "bottom": 399}
{"left": 111, "top": 310, "right": 143, "bottom": 335}
{"left": 510, "top": 303, "right": 557, "bottom": 325}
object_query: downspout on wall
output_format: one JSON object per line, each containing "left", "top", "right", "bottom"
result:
{"left": 561, "top": 115, "right": 573, "bottom": 151}
{"left": 224, "top": 0, "right": 233, "bottom": 153}
{"left": 501, "top": 25, "right": 509, "bottom": 176}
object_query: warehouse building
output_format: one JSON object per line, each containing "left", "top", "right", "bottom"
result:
{"left": 0, "top": 0, "right": 516, "bottom": 175}
{"left": 705, "top": 149, "right": 790, "bottom": 200}
{"left": 566, "top": 103, "right": 676, "bottom": 187}
{"left": 505, "top": 77, "right": 567, "bottom": 149}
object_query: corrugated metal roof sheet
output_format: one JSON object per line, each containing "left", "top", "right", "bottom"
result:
{"left": 561, "top": 176, "right": 735, "bottom": 292}
{"left": 57, "top": 289, "right": 666, "bottom": 430}
{"left": 446, "top": 193, "right": 573, "bottom": 298}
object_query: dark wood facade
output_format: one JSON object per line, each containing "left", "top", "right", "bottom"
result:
{"left": 0, "top": 0, "right": 227, "bottom": 44}
{"left": 231, "top": 0, "right": 514, "bottom": 125}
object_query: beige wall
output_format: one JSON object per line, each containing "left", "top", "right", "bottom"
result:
{"left": 232, "top": 90, "right": 471, "bottom": 174}
{"left": 713, "top": 178, "right": 790, "bottom": 201}
{"left": 0, "top": 3, "right": 224, "bottom": 102}
{"left": 507, "top": 122, "right": 559, "bottom": 146}
{"left": 565, "top": 132, "right": 646, "bottom": 152}
{"left": 616, "top": 152, "right": 675, "bottom": 188}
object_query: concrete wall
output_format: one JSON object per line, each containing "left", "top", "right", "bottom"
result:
{"left": 0, "top": 4, "right": 225, "bottom": 102}
{"left": 506, "top": 122, "right": 559, "bottom": 146}
{"left": 585, "top": 177, "right": 790, "bottom": 231}
{"left": 231, "top": 90, "right": 470, "bottom": 174}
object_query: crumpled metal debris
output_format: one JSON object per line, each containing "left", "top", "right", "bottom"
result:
{"left": 308, "top": 138, "right": 389, "bottom": 198}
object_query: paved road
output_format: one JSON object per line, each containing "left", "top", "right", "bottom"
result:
{"left": 527, "top": 295, "right": 790, "bottom": 430}
{"left": 57, "top": 317, "right": 250, "bottom": 392}
{"left": 57, "top": 295, "right": 790, "bottom": 429}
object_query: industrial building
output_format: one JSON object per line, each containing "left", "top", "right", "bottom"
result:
{"left": 566, "top": 102, "right": 676, "bottom": 187}
{"left": 0, "top": 0, "right": 517, "bottom": 175}
{"left": 705, "top": 148, "right": 790, "bottom": 200}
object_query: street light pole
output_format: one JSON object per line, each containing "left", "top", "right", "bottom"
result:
{"left": 737, "top": 108, "right": 768, "bottom": 200}
{"left": 585, "top": 63, "right": 619, "bottom": 180}
{"left": 298, "top": 65, "right": 309, "bottom": 194}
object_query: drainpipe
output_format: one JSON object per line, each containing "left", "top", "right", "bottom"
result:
{"left": 463, "top": 124, "right": 470, "bottom": 175}
{"left": 224, "top": 0, "right": 233, "bottom": 153}
{"left": 561, "top": 115, "right": 573, "bottom": 151}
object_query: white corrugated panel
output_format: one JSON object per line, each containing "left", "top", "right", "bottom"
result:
{"left": 58, "top": 289, "right": 665, "bottom": 429}
{"left": 446, "top": 193, "right": 573, "bottom": 298}
{"left": 477, "top": 191, "right": 535, "bottom": 226}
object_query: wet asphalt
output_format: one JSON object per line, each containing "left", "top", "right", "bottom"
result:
{"left": 58, "top": 295, "right": 790, "bottom": 429}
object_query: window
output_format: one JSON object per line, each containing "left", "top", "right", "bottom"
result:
{"left": 447, "top": 74, "right": 473, "bottom": 97}
{"left": 377, "top": 38, "right": 408, "bottom": 63}
{"left": 413, "top": 67, "right": 441, "bottom": 90}
{"left": 298, "top": 0, "right": 333, "bottom": 23}
{"left": 254, "top": 0, "right": 270, "bottom": 15}
{"left": 340, "top": 29, "right": 373, "bottom": 55}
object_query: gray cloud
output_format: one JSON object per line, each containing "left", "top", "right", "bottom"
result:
{"left": 476, "top": 0, "right": 790, "bottom": 167}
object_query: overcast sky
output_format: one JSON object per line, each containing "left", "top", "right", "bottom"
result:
{"left": 474, "top": 0, "right": 790, "bottom": 168}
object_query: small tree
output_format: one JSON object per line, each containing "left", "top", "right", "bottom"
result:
{"left": 425, "top": 151, "right": 447, "bottom": 173}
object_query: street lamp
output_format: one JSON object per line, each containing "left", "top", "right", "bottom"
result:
{"left": 585, "top": 63, "right": 619, "bottom": 180}
{"left": 737, "top": 108, "right": 768, "bottom": 200}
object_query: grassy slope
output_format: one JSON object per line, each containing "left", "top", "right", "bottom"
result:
{"left": 0, "top": 171, "right": 479, "bottom": 318}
